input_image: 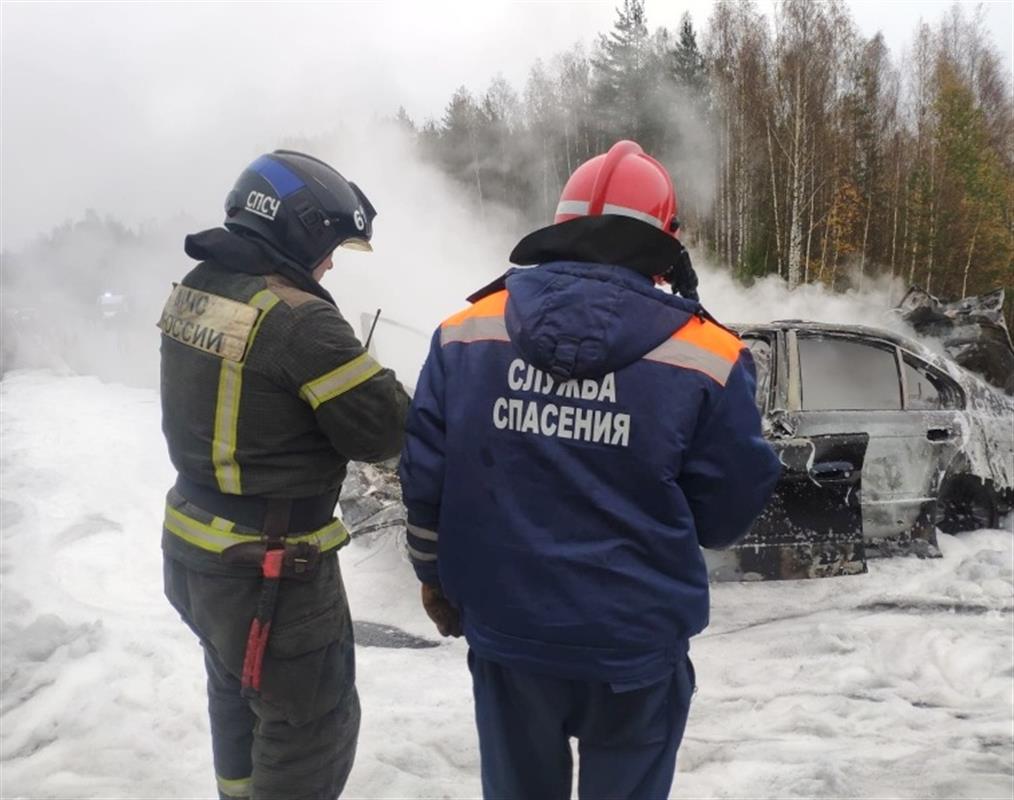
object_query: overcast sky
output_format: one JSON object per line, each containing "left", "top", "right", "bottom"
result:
{"left": 2, "top": 0, "right": 1011, "bottom": 250}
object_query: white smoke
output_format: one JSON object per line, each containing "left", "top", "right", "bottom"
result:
{"left": 0, "top": 122, "right": 520, "bottom": 391}
{"left": 290, "top": 123, "right": 521, "bottom": 388}
{"left": 2, "top": 120, "right": 922, "bottom": 393}
{"left": 696, "top": 259, "right": 911, "bottom": 330}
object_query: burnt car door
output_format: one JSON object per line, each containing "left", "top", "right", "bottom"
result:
{"left": 787, "top": 331, "right": 957, "bottom": 543}
{"left": 707, "top": 331, "right": 868, "bottom": 580}
{"left": 897, "top": 350, "right": 965, "bottom": 499}
{"left": 897, "top": 349, "right": 1012, "bottom": 532}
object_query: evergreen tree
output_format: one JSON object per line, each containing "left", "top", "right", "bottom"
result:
{"left": 671, "top": 13, "right": 707, "bottom": 95}
{"left": 439, "top": 87, "right": 485, "bottom": 211}
{"left": 592, "top": 0, "right": 654, "bottom": 143}
{"left": 933, "top": 57, "right": 1011, "bottom": 298}
{"left": 394, "top": 106, "right": 416, "bottom": 133}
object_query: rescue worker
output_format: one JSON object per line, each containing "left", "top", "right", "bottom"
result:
{"left": 399, "top": 140, "right": 781, "bottom": 799}
{"left": 159, "top": 150, "right": 409, "bottom": 799}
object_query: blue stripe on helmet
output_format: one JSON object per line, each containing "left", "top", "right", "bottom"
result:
{"left": 251, "top": 155, "right": 305, "bottom": 198}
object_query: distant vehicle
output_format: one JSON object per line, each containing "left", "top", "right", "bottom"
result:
{"left": 97, "top": 291, "right": 130, "bottom": 321}
{"left": 715, "top": 320, "right": 1014, "bottom": 581}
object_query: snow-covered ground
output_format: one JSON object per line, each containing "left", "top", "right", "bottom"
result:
{"left": 1, "top": 370, "right": 1012, "bottom": 799}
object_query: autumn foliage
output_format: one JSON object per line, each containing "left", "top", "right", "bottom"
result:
{"left": 410, "top": 0, "right": 1013, "bottom": 314}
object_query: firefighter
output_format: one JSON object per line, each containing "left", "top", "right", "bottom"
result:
{"left": 159, "top": 150, "right": 409, "bottom": 799}
{"left": 399, "top": 140, "right": 781, "bottom": 799}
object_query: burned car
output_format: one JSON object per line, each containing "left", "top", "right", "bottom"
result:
{"left": 713, "top": 320, "right": 1014, "bottom": 580}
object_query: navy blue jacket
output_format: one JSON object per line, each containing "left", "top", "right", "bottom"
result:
{"left": 399, "top": 262, "right": 780, "bottom": 686}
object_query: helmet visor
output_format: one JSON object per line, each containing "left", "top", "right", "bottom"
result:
{"left": 339, "top": 237, "right": 373, "bottom": 252}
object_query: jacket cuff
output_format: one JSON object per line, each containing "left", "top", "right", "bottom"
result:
{"left": 413, "top": 561, "right": 440, "bottom": 585}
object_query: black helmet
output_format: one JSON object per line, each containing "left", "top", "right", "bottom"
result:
{"left": 224, "top": 150, "right": 377, "bottom": 271}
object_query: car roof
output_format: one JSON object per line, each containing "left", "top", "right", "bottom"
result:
{"left": 730, "top": 319, "right": 917, "bottom": 348}
{"left": 728, "top": 319, "right": 1012, "bottom": 401}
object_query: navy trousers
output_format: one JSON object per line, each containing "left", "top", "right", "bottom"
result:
{"left": 469, "top": 651, "right": 695, "bottom": 800}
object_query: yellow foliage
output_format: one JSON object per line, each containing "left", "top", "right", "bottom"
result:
{"left": 827, "top": 181, "right": 864, "bottom": 257}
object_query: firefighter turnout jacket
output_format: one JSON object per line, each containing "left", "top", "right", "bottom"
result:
{"left": 160, "top": 228, "right": 409, "bottom": 521}
{"left": 159, "top": 227, "right": 403, "bottom": 800}
{"left": 400, "top": 261, "right": 781, "bottom": 688}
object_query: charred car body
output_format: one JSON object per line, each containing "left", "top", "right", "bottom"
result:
{"left": 711, "top": 319, "right": 1014, "bottom": 580}
{"left": 895, "top": 287, "right": 1014, "bottom": 395}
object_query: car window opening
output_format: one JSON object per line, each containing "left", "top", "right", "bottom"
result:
{"left": 799, "top": 336, "right": 902, "bottom": 411}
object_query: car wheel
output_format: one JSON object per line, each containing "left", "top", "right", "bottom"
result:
{"left": 938, "top": 475, "right": 999, "bottom": 534}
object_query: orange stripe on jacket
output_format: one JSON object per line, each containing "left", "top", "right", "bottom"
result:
{"left": 671, "top": 316, "right": 743, "bottom": 362}
{"left": 441, "top": 291, "right": 509, "bottom": 328}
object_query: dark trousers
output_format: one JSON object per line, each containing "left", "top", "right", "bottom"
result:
{"left": 164, "top": 547, "right": 360, "bottom": 800}
{"left": 470, "top": 651, "right": 694, "bottom": 800}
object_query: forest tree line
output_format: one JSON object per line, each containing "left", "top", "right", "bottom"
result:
{"left": 400, "top": 0, "right": 1013, "bottom": 305}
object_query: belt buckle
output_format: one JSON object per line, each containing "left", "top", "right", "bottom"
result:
{"left": 283, "top": 541, "right": 321, "bottom": 581}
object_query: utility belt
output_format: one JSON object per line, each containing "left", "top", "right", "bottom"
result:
{"left": 174, "top": 475, "right": 339, "bottom": 534}
{"left": 165, "top": 477, "right": 350, "bottom": 698}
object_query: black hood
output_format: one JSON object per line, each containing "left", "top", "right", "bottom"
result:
{"left": 468, "top": 215, "right": 697, "bottom": 304}
{"left": 183, "top": 227, "right": 337, "bottom": 306}
{"left": 511, "top": 215, "right": 687, "bottom": 277}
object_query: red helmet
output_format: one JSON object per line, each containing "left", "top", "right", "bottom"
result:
{"left": 554, "top": 140, "right": 679, "bottom": 236}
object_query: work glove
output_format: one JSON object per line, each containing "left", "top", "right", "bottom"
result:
{"left": 666, "top": 241, "right": 699, "bottom": 301}
{"left": 421, "top": 583, "right": 462, "bottom": 638}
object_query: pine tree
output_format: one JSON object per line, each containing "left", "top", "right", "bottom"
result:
{"left": 439, "top": 87, "right": 485, "bottom": 214}
{"left": 592, "top": 0, "right": 653, "bottom": 142}
{"left": 671, "top": 13, "right": 706, "bottom": 95}
{"left": 394, "top": 106, "right": 416, "bottom": 133}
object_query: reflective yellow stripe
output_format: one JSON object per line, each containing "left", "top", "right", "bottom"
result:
{"left": 210, "top": 516, "right": 234, "bottom": 532}
{"left": 246, "top": 290, "right": 280, "bottom": 344}
{"left": 300, "top": 352, "right": 382, "bottom": 410}
{"left": 210, "top": 290, "right": 280, "bottom": 494}
{"left": 212, "top": 360, "right": 243, "bottom": 493}
{"left": 216, "top": 774, "right": 252, "bottom": 798}
{"left": 164, "top": 504, "right": 350, "bottom": 554}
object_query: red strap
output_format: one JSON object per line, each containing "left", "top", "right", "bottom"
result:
{"left": 262, "top": 548, "right": 284, "bottom": 579}
{"left": 241, "top": 618, "right": 273, "bottom": 693}
{"left": 240, "top": 549, "right": 286, "bottom": 694}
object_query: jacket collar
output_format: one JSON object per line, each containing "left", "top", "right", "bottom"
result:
{"left": 184, "top": 227, "right": 337, "bottom": 307}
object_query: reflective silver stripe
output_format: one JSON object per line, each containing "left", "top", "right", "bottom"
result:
{"left": 555, "top": 200, "right": 664, "bottom": 229}
{"left": 300, "top": 352, "right": 382, "bottom": 410}
{"left": 602, "top": 203, "right": 665, "bottom": 229}
{"left": 440, "top": 316, "right": 509, "bottom": 346}
{"left": 407, "top": 523, "right": 438, "bottom": 542}
{"left": 407, "top": 544, "right": 438, "bottom": 562}
{"left": 216, "top": 774, "right": 251, "bottom": 798}
{"left": 642, "top": 338, "right": 735, "bottom": 386}
{"left": 555, "top": 200, "right": 589, "bottom": 216}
